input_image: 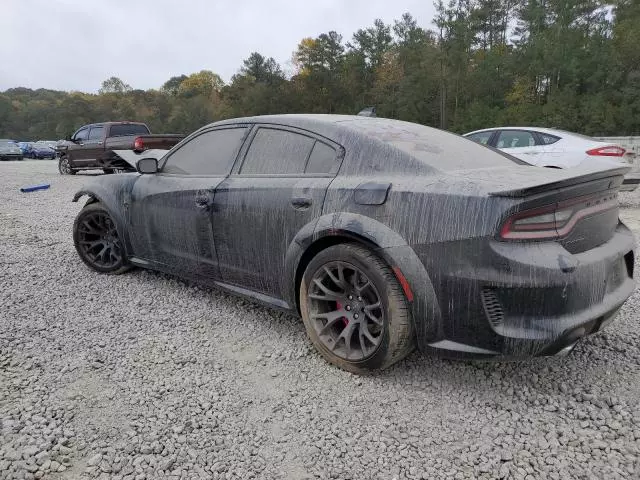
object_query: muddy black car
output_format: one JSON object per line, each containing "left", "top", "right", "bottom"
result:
{"left": 71, "top": 115, "right": 636, "bottom": 373}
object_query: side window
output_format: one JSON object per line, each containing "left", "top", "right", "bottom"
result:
{"left": 88, "top": 126, "right": 104, "bottom": 141}
{"left": 74, "top": 127, "right": 89, "bottom": 141}
{"left": 466, "top": 131, "right": 493, "bottom": 145}
{"left": 539, "top": 133, "right": 560, "bottom": 145}
{"left": 496, "top": 130, "right": 536, "bottom": 149}
{"left": 240, "top": 128, "right": 314, "bottom": 175}
{"left": 162, "top": 127, "right": 247, "bottom": 175}
{"left": 305, "top": 141, "right": 339, "bottom": 174}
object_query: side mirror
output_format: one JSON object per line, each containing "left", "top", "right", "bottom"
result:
{"left": 136, "top": 157, "right": 158, "bottom": 174}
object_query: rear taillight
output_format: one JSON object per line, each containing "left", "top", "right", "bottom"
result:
{"left": 586, "top": 146, "right": 626, "bottom": 157}
{"left": 500, "top": 193, "right": 618, "bottom": 241}
{"left": 133, "top": 137, "right": 144, "bottom": 151}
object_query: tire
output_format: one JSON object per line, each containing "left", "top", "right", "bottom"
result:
{"left": 73, "top": 202, "right": 131, "bottom": 275}
{"left": 58, "top": 156, "right": 76, "bottom": 175}
{"left": 299, "top": 244, "right": 415, "bottom": 374}
{"left": 103, "top": 168, "right": 114, "bottom": 174}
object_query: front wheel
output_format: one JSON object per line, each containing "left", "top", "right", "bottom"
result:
{"left": 58, "top": 156, "right": 76, "bottom": 175}
{"left": 73, "top": 203, "right": 131, "bottom": 274}
{"left": 300, "top": 244, "right": 415, "bottom": 374}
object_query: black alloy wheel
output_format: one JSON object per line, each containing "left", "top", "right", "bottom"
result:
{"left": 307, "top": 261, "right": 384, "bottom": 361}
{"left": 300, "top": 244, "right": 415, "bottom": 373}
{"left": 73, "top": 203, "right": 130, "bottom": 274}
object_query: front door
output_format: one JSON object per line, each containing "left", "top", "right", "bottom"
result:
{"left": 213, "top": 126, "right": 342, "bottom": 300}
{"left": 127, "top": 126, "right": 250, "bottom": 282}
{"left": 66, "top": 125, "right": 91, "bottom": 166}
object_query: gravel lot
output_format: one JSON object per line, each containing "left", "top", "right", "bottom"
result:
{"left": 1, "top": 160, "right": 639, "bottom": 480}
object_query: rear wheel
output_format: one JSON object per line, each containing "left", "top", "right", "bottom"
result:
{"left": 300, "top": 244, "right": 415, "bottom": 374}
{"left": 58, "top": 156, "right": 76, "bottom": 175}
{"left": 73, "top": 203, "right": 130, "bottom": 274}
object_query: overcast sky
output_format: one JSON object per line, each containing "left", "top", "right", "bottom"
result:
{"left": 1, "top": 0, "right": 436, "bottom": 93}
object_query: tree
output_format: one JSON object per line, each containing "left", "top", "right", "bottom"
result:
{"left": 162, "top": 75, "right": 188, "bottom": 95}
{"left": 99, "top": 76, "right": 132, "bottom": 94}
{"left": 178, "top": 70, "right": 224, "bottom": 98}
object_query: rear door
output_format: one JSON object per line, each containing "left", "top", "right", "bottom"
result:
{"left": 495, "top": 130, "right": 546, "bottom": 166}
{"left": 212, "top": 125, "right": 343, "bottom": 300}
{"left": 128, "top": 126, "right": 250, "bottom": 281}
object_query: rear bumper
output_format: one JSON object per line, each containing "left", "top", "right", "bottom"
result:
{"left": 411, "top": 223, "right": 636, "bottom": 359}
{"left": 621, "top": 177, "right": 640, "bottom": 192}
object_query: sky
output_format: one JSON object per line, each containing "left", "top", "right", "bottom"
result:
{"left": 1, "top": 0, "right": 436, "bottom": 93}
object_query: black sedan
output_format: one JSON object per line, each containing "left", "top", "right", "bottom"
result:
{"left": 71, "top": 115, "right": 636, "bottom": 373}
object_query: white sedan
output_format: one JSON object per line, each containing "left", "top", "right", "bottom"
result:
{"left": 463, "top": 126, "right": 638, "bottom": 190}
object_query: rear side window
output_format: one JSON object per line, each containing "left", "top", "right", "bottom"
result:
{"left": 466, "top": 131, "right": 493, "bottom": 145}
{"left": 162, "top": 127, "right": 247, "bottom": 175}
{"left": 88, "top": 126, "right": 104, "bottom": 141}
{"left": 109, "top": 124, "right": 150, "bottom": 137}
{"left": 305, "top": 141, "right": 339, "bottom": 174}
{"left": 240, "top": 128, "right": 314, "bottom": 175}
{"left": 539, "top": 133, "right": 560, "bottom": 145}
{"left": 496, "top": 130, "right": 535, "bottom": 148}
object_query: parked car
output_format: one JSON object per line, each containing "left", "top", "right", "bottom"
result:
{"left": 30, "top": 142, "right": 57, "bottom": 159}
{"left": 71, "top": 115, "right": 636, "bottom": 373}
{"left": 57, "top": 121, "right": 185, "bottom": 175}
{"left": 0, "top": 140, "right": 24, "bottom": 160}
{"left": 17, "top": 142, "right": 34, "bottom": 157}
{"left": 463, "top": 127, "right": 638, "bottom": 191}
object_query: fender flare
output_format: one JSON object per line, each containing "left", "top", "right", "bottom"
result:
{"left": 72, "top": 187, "right": 131, "bottom": 253}
{"left": 283, "top": 212, "right": 442, "bottom": 351}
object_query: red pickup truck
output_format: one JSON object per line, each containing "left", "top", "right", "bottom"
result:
{"left": 57, "top": 121, "right": 184, "bottom": 175}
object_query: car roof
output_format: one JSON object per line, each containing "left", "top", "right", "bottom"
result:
{"left": 464, "top": 126, "right": 570, "bottom": 136}
{"left": 209, "top": 114, "right": 450, "bottom": 144}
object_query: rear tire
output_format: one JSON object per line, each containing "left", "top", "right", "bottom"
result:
{"left": 299, "top": 244, "right": 415, "bottom": 374}
{"left": 58, "top": 156, "right": 76, "bottom": 175}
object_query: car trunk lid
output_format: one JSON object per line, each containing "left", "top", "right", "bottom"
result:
{"left": 453, "top": 165, "right": 629, "bottom": 253}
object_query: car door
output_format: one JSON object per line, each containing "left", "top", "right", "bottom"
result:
{"left": 66, "top": 126, "right": 90, "bottom": 165}
{"left": 127, "top": 126, "right": 250, "bottom": 282}
{"left": 212, "top": 125, "right": 343, "bottom": 301}
{"left": 494, "top": 130, "right": 545, "bottom": 165}
{"left": 81, "top": 125, "right": 106, "bottom": 163}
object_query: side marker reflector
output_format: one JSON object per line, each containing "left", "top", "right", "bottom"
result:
{"left": 392, "top": 266, "right": 414, "bottom": 302}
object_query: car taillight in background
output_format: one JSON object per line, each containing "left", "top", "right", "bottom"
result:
{"left": 133, "top": 137, "right": 144, "bottom": 152}
{"left": 500, "top": 193, "right": 618, "bottom": 241}
{"left": 586, "top": 146, "right": 626, "bottom": 157}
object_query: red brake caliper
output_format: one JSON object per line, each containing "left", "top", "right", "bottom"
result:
{"left": 336, "top": 301, "right": 349, "bottom": 327}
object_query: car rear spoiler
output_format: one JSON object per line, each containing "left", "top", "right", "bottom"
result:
{"left": 489, "top": 166, "right": 631, "bottom": 198}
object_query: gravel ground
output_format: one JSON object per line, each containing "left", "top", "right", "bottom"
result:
{"left": 1, "top": 160, "right": 639, "bottom": 480}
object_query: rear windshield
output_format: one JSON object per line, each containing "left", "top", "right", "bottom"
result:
{"left": 339, "top": 118, "right": 526, "bottom": 171}
{"left": 109, "top": 124, "right": 150, "bottom": 137}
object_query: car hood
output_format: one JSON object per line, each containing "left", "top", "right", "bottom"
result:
{"left": 113, "top": 149, "right": 169, "bottom": 168}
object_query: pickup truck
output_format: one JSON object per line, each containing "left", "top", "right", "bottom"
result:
{"left": 57, "top": 121, "right": 184, "bottom": 175}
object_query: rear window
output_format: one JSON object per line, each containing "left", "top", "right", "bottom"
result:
{"left": 341, "top": 118, "right": 525, "bottom": 171}
{"left": 109, "top": 124, "right": 150, "bottom": 137}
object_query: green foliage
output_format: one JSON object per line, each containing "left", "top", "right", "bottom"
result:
{"left": 1, "top": 3, "right": 638, "bottom": 140}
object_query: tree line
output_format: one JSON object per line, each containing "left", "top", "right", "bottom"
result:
{"left": 1, "top": 0, "right": 638, "bottom": 141}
